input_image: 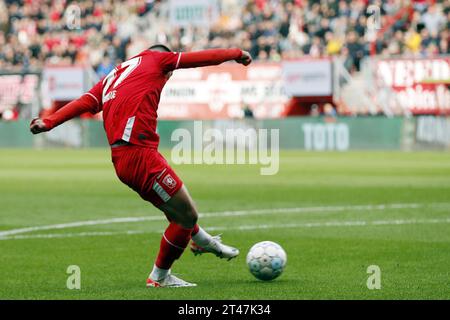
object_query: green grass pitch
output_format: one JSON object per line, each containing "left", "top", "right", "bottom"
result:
{"left": 0, "top": 149, "right": 449, "bottom": 299}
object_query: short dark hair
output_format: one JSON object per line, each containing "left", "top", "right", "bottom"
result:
{"left": 149, "top": 44, "right": 172, "bottom": 52}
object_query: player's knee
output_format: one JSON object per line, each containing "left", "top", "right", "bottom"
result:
{"left": 187, "top": 207, "right": 198, "bottom": 228}
{"left": 182, "top": 205, "right": 198, "bottom": 229}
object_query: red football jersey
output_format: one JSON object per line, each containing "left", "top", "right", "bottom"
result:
{"left": 88, "top": 50, "right": 182, "bottom": 148}
{"left": 40, "top": 48, "right": 244, "bottom": 147}
{"left": 43, "top": 48, "right": 244, "bottom": 148}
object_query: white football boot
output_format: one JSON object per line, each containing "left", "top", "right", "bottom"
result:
{"left": 146, "top": 272, "right": 197, "bottom": 288}
{"left": 190, "top": 235, "right": 239, "bottom": 261}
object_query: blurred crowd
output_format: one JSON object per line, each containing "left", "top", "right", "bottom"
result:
{"left": 0, "top": 0, "right": 449, "bottom": 76}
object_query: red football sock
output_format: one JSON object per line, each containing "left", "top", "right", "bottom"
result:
{"left": 155, "top": 222, "right": 193, "bottom": 269}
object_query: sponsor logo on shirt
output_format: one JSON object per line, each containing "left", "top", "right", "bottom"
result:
{"left": 104, "top": 90, "right": 116, "bottom": 103}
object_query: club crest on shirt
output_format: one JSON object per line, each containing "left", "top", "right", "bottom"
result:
{"left": 162, "top": 174, "right": 176, "bottom": 189}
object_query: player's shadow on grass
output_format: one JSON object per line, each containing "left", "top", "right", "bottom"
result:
{"left": 200, "top": 278, "right": 295, "bottom": 286}
{"left": 240, "top": 278, "right": 293, "bottom": 285}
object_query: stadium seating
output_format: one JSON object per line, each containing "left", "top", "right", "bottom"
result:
{"left": 0, "top": 0, "right": 448, "bottom": 119}
{"left": 0, "top": 0, "right": 448, "bottom": 73}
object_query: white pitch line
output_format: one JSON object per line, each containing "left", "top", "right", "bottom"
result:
{"left": 0, "top": 230, "right": 146, "bottom": 240}
{"left": 0, "top": 216, "right": 165, "bottom": 237}
{"left": 0, "top": 203, "right": 422, "bottom": 238}
{"left": 1, "top": 217, "right": 449, "bottom": 241}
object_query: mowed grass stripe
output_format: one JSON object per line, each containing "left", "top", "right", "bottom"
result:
{"left": 1, "top": 149, "right": 449, "bottom": 299}
{"left": 0, "top": 203, "right": 426, "bottom": 237}
{"left": 2, "top": 217, "right": 450, "bottom": 241}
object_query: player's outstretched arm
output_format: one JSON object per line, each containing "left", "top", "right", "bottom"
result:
{"left": 177, "top": 48, "right": 252, "bottom": 69}
{"left": 30, "top": 93, "right": 100, "bottom": 134}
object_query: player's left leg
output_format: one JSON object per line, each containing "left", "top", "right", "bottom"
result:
{"left": 147, "top": 184, "right": 239, "bottom": 287}
{"left": 146, "top": 185, "right": 197, "bottom": 286}
{"left": 112, "top": 147, "right": 197, "bottom": 287}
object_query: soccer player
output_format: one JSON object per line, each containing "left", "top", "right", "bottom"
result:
{"left": 30, "top": 45, "right": 252, "bottom": 287}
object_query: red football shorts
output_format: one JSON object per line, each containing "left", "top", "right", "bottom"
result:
{"left": 111, "top": 145, "right": 183, "bottom": 207}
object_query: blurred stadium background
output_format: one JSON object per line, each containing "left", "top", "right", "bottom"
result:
{"left": 0, "top": 0, "right": 448, "bottom": 150}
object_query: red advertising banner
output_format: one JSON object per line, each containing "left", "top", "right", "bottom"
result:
{"left": 0, "top": 74, "right": 39, "bottom": 112}
{"left": 158, "top": 62, "right": 288, "bottom": 119}
{"left": 376, "top": 57, "right": 450, "bottom": 114}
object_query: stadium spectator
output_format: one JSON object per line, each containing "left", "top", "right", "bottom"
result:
{"left": 421, "top": 3, "right": 446, "bottom": 35}
{"left": 0, "top": 0, "right": 448, "bottom": 74}
{"left": 96, "top": 55, "right": 114, "bottom": 78}
{"left": 0, "top": 0, "right": 448, "bottom": 119}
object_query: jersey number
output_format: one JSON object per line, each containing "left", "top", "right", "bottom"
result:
{"left": 102, "top": 57, "right": 141, "bottom": 103}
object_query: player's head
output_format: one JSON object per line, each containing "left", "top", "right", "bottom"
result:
{"left": 149, "top": 44, "right": 172, "bottom": 53}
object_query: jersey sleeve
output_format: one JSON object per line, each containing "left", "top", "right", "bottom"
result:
{"left": 42, "top": 81, "right": 103, "bottom": 130}
{"left": 84, "top": 80, "right": 103, "bottom": 113}
{"left": 152, "top": 51, "right": 182, "bottom": 73}
{"left": 177, "top": 48, "right": 243, "bottom": 69}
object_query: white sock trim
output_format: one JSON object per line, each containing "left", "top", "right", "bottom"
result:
{"left": 163, "top": 233, "right": 185, "bottom": 250}
{"left": 191, "top": 226, "right": 213, "bottom": 247}
{"left": 150, "top": 265, "right": 169, "bottom": 281}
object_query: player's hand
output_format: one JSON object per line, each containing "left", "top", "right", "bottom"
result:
{"left": 235, "top": 51, "right": 252, "bottom": 66}
{"left": 30, "top": 118, "right": 49, "bottom": 134}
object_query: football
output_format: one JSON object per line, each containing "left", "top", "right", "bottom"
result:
{"left": 246, "top": 241, "right": 287, "bottom": 281}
